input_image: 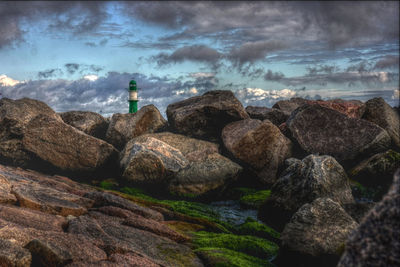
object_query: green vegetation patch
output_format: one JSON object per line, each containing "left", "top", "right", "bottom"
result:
{"left": 195, "top": 247, "right": 274, "bottom": 267}
{"left": 237, "top": 217, "right": 280, "bottom": 242}
{"left": 120, "top": 186, "right": 159, "bottom": 202}
{"left": 193, "top": 231, "right": 279, "bottom": 260}
{"left": 239, "top": 190, "right": 271, "bottom": 209}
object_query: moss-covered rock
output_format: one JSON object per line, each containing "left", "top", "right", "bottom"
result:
{"left": 195, "top": 247, "right": 274, "bottom": 267}
{"left": 239, "top": 190, "right": 271, "bottom": 209}
{"left": 192, "top": 231, "right": 279, "bottom": 260}
{"left": 237, "top": 217, "right": 280, "bottom": 243}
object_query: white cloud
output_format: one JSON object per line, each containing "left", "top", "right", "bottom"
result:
{"left": 189, "top": 87, "right": 198, "bottom": 94}
{"left": 0, "top": 74, "right": 21, "bottom": 86}
{"left": 83, "top": 74, "right": 98, "bottom": 81}
{"left": 188, "top": 72, "right": 215, "bottom": 78}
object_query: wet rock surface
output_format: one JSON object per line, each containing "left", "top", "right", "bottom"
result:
{"left": 167, "top": 90, "right": 249, "bottom": 141}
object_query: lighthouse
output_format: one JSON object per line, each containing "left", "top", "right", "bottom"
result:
{"left": 128, "top": 80, "right": 138, "bottom": 113}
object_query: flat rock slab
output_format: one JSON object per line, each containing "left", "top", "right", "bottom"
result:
{"left": 12, "top": 182, "right": 93, "bottom": 216}
{"left": 287, "top": 104, "right": 391, "bottom": 162}
{"left": 0, "top": 174, "right": 17, "bottom": 204}
{"left": 0, "top": 204, "right": 67, "bottom": 232}
{"left": 0, "top": 238, "right": 32, "bottom": 267}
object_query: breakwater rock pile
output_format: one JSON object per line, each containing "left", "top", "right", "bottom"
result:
{"left": 0, "top": 91, "right": 399, "bottom": 267}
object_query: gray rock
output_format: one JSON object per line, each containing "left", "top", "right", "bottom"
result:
{"left": 287, "top": 104, "right": 391, "bottom": 163}
{"left": 245, "top": 106, "right": 288, "bottom": 125}
{"left": 282, "top": 198, "right": 358, "bottom": 256}
{"left": 105, "top": 105, "right": 167, "bottom": 150}
{"left": 166, "top": 90, "right": 249, "bottom": 141}
{"left": 222, "top": 119, "right": 292, "bottom": 185}
{"left": 337, "top": 169, "right": 400, "bottom": 267}
{"left": 60, "top": 111, "right": 109, "bottom": 140}
{"left": 362, "top": 97, "right": 400, "bottom": 149}
{"left": 120, "top": 136, "right": 188, "bottom": 186}
{"left": 258, "top": 154, "right": 354, "bottom": 231}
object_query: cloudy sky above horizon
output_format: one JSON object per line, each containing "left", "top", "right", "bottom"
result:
{"left": 0, "top": 1, "right": 399, "bottom": 117}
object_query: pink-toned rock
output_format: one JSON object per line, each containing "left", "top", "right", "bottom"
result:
{"left": 222, "top": 119, "right": 292, "bottom": 185}
{"left": 273, "top": 97, "right": 365, "bottom": 118}
{"left": 108, "top": 253, "right": 161, "bottom": 267}
{"left": 0, "top": 238, "right": 32, "bottom": 267}
{"left": 0, "top": 204, "right": 67, "bottom": 232}
{"left": 12, "top": 182, "right": 93, "bottom": 216}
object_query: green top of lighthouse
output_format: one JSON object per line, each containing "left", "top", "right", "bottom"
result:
{"left": 129, "top": 80, "right": 137, "bottom": 91}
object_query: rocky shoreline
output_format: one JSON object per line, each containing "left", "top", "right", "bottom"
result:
{"left": 0, "top": 91, "right": 399, "bottom": 266}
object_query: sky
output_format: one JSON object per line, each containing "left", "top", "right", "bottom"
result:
{"left": 0, "top": 1, "right": 399, "bottom": 118}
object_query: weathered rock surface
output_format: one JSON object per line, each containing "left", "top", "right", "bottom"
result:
{"left": 60, "top": 111, "right": 109, "bottom": 140}
{"left": 222, "top": 119, "right": 292, "bottom": 185}
{"left": 105, "top": 105, "right": 167, "bottom": 150}
{"left": 286, "top": 104, "right": 391, "bottom": 162}
{"left": 0, "top": 163, "right": 203, "bottom": 267}
{"left": 120, "top": 136, "right": 189, "bottom": 186}
{"left": 349, "top": 149, "right": 400, "bottom": 194}
{"left": 245, "top": 106, "right": 288, "bottom": 125}
{"left": 258, "top": 154, "right": 354, "bottom": 231}
{"left": 278, "top": 198, "right": 358, "bottom": 266}
{"left": 166, "top": 90, "right": 249, "bottom": 141}
{"left": 362, "top": 97, "right": 400, "bottom": 149}
{"left": 0, "top": 238, "right": 32, "bottom": 267}
{"left": 273, "top": 98, "right": 365, "bottom": 118}
{"left": 0, "top": 174, "right": 17, "bottom": 204}
{"left": 338, "top": 170, "right": 400, "bottom": 267}
{"left": 168, "top": 152, "right": 242, "bottom": 197}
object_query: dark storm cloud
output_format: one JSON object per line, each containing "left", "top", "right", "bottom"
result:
{"left": 152, "top": 45, "right": 222, "bottom": 66}
{"left": 264, "top": 69, "right": 285, "bottom": 81}
{"left": 122, "top": 1, "right": 399, "bottom": 49}
{"left": 306, "top": 65, "right": 340, "bottom": 75}
{"left": 65, "top": 63, "right": 80, "bottom": 75}
{"left": 374, "top": 55, "right": 400, "bottom": 70}
{"left": 0, "top": 1, "right": 108, "bottom": 48}
{"left": 120, "top": 41, "right": 179, "bottom": 50}
{"left": 37, "top": 69, "right": 63, "bottom": 79}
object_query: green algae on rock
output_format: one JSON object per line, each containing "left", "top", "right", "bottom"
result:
{"left": 239, "top": 190, "right": 271, "bottom": 209}
{"left": 237, "top": 217, "right": 280, "bottom": 243}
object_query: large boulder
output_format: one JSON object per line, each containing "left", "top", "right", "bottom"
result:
{"left": 245, "top": 106, "right": 288, "bottom": 125}
{"left": 60, "top": 111, "right": 109, "bottom": 140}
{"left": 0, "top": 238, "right": 32, "bottom": 267}
{"left": 222, "top": 119, "right": 292, "bottom": 185}
{"left": 168, "top": 152, "right": 242, "bottom": 197}
{"left": 349, "top": 150, "right": 400, "bottom": 200}
{"left": 106, "top": 105, "right": 167, "bottom": 150}
{"left": 258, "top": 154, "right": 354, "bottom": 231}
{"left": 362, "top": 97, "right": 400, "bottom": 149}
{"left": 0, "top": 98, "right": 118, "bottom": 176}
{"left": 166, "top": 90, "right": 249, "bottom": 141}
{"left": 120, "top": 136, "right": 188, "bottom": 186}
{"left": 286, "top": 104, "right": 391, "bottom": 163}
{"left": 337, "top": 170, "right": 400, "bottom": 267}
{"left": 273, "top": 98, "right": 365, "bottom": 118}
{"left": 277, "top": 198, "right": 358, "bottom": 267}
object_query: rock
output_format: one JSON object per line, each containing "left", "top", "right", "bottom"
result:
{"left": 337, "top": 170, "right": 400, "bottom": 267}
{"left": 342, "top": 202, "right": 376, "bottom": 223}
{"left": 286, "top": 104, "right": 391, "bottom": 163}
{"left": 349, "top": 150, "right": 400, "bottom": 200}
{"left": 0, "top": 238, "right": 32, "bottom": 267}
{"left": 245, "top": 106, "right": 288, "bottom": 125}
{"left": 168, "top": 152, "right": 242, "bottom": 197}
{"left": 273, "top": 98, "right": 365, "bottom": 118}
{"left": 60, "top": 111, "right": 109, "bottom": 140}
{"left": 105, "top": 105, "right": 167, "bottom": 150}
{"left": 0, "top": 174, "right": 17, "bottom": 204}
{"left": 222, "top": 119, "right": 292, "bottom": 185}
{"left": 258, "top": 154, "right": 354, "bottom": 231}
{"left": 0, "top": 204, "right": 67, "bottom": 232}
{"left": 22, "top": 114, "right": 118, "bottom": 175}
{"left": 11, "top": 182, "right": 93, "bottom": 216}
{"left": 166, "top": 90, "right": 249, "bottom": 141}
{"left": 362, "top": 97, "right": 400, "bottom": 149}
{"left": 83, "top": 191, "right": 164, "bottom": 221}
{"left": 108, "top": 253, "right": 161, "bottom": 267}
{"left": 120, "top": 136, "right": 188, "bottom": 186}
{"left": 277, "top": 198, "right": 358, "bottom": 267}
